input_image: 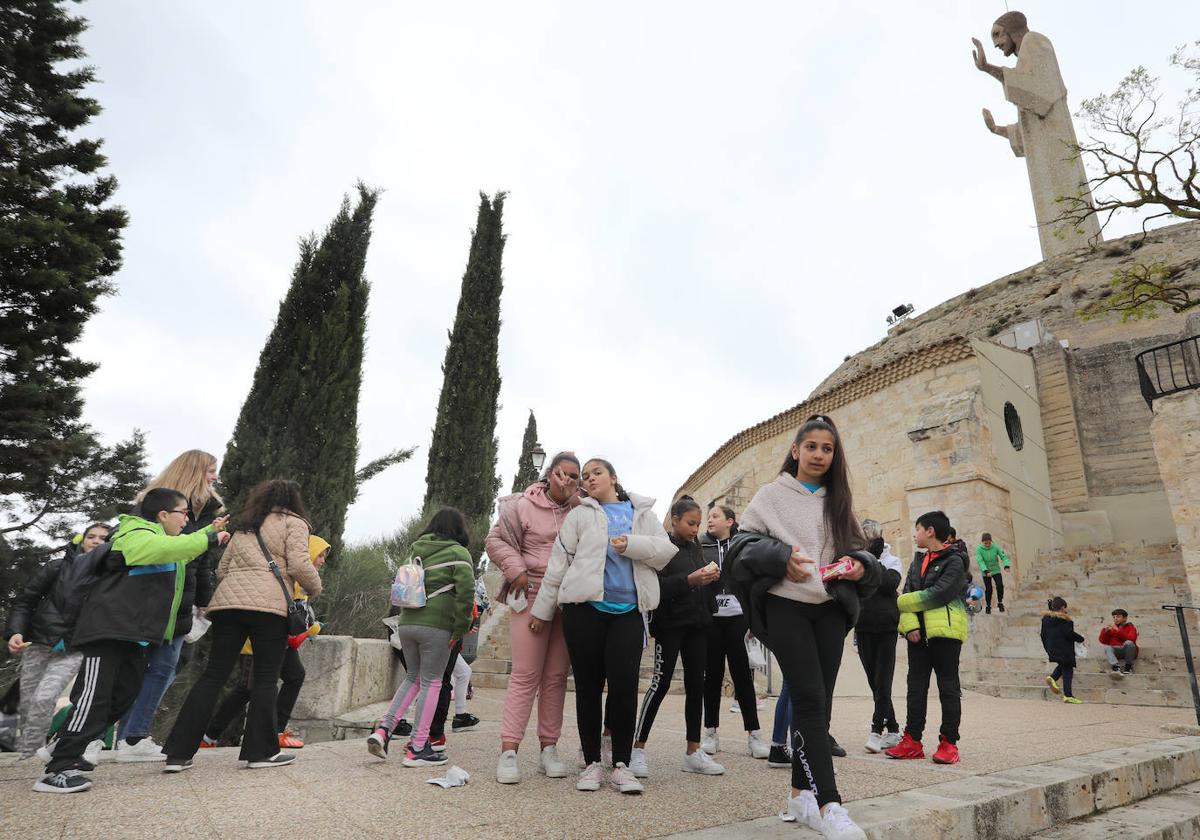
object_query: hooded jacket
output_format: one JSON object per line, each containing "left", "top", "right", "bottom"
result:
{"left": 4, "top": 542, "right": 107, "bottom": 648}
{"left": 395, "top": 534, "right": 476, "bottom": 641}
{"left": 485, "top": 482, "right": 579, "bottom": 602}
{"left": 207, "top": 510, "right": 322, "bottom": 617}
{"left": 855, "top": 538, "right": 903, "bottom": 635}
{"left": 897, "top": 543, "right": 970, "bottom": 643}
{"left": 1099, "top": 621, "right": 1139, "bottom": 655}
{"left": 530, "top": 492, "right": 676, "bottom": 621}
{"left": 650, "top": 535, "right": 717, "bottom": 635}
{"left": 71, "top": 514, "right": 217, "bottom": 648}
{"left": 724, "top": 531, "right": 880, "bottom": 648}
{"left": 700, "top": 528, "right": 741, "bottom": 616}
{"left": 1041, "top": 610, "right": 1084, "bottom": 667}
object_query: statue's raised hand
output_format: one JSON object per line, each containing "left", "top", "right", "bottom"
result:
{"left": 982, "top": 108, "right": 1008, "bottom": 138}
{"left": 972, "top": 38, "right": 989, "bottom": 71}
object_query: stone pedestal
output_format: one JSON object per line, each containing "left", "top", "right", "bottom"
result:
{"left": 1150, "top": 389, "right": 1200, "bottom": 606}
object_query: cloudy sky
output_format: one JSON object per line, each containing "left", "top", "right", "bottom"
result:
{"left": 71, "top": 0, "right": 1193, "bottom": 541}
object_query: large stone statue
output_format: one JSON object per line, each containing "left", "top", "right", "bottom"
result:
{"left": 972, "top": 11, "right": 1102, "bottom": 259}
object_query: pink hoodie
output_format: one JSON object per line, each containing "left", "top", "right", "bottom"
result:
{"left": 485, "top": 482, "right": 579, "bottom": 600}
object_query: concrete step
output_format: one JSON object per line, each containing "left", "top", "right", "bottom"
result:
{"left": 973, "top": 656, "right": 1193, "bottom": 675}
{"left": 963, "top": 681, "right": 1193, "bottom": 708}
{"left": 670, "top": 737, "right": 1200, "bottom": 840}
{"left": 1030, "top": 780, "right": 1200, "bottom": 839}
{"left": 470, "top": 657, "right": 511, "bottom": 674}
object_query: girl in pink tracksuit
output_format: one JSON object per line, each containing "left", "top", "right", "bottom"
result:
{"left": 487, "top": 453, "right": 582, "bottom": 784}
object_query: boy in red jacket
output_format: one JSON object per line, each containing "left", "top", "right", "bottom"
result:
{"left": 1099, "top": 609, "right": 1138, "bottom": 675}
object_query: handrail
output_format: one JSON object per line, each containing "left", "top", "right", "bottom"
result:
{"left": 1137, "top": 335, "right": 1200, "bottom": 407}
{"left": 1162, "top": 605, "right": 1200, "bottom": 726}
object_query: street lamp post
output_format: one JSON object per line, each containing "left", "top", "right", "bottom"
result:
{"left": 530, "top": 444, "right": 546, "bottom": 473}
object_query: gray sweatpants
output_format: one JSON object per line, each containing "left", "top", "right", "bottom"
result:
{"left": 380, "top": 624, "right": 452, "bottom": 749}
{"left": 1105, "top": 641, "right": 1137, "bottom": 667}
{"left": 17, "top": 643, "right": 83, "bottom": 755}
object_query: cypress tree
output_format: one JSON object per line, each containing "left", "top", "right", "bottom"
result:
{"left": 511, "top": 410, "right": 540, "bottom": 492}
{"left": 423, "top": 192, "right": 505, "bottom": 521}
{"left": 220, "top": 184, "right": 409, "bottom": 559}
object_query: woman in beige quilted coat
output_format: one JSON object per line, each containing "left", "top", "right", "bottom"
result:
{"left": 163, "top": 480, "right": 322, "bottom": 771}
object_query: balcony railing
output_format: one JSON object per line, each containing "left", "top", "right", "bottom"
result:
{"left": 1137, "top": 335, "right": 1200, "bottom": 407}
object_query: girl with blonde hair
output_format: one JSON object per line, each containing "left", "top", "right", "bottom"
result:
{"left": 115, "top": 450, "right": 227, "bottom": 761}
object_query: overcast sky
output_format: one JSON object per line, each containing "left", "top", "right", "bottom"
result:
{"left": 70, "top": 0, "right": 1195, "bottom": 542}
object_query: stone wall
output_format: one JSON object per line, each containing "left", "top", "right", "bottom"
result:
{"left": 288, "top": 636, "right": 404, "bottom": 742}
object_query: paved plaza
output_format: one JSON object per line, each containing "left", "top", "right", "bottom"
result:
{"left": 4, "top": 649, "right": 1197, "bottom": 840}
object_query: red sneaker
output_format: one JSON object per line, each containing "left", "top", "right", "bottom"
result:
{"left": 198, "top": 737, "right": 218, "bottom": 749}
{"left": 931, "top": 736, "right": 959, "bottom": 765}
{"left": 884, "top": 732, "right": 924, "bottom": 760}
{"left": 278, "top": 730, "right": 305, "bottom": 749}
{"left": 429, "top": 735, "right": 447, "bottom": 753}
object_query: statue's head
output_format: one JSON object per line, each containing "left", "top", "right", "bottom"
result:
{"left": 991, "top": 11, "right": 1028, "bottom": 57}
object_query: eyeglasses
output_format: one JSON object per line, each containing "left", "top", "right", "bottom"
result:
{"left": 169, "top": 508, "right": 190, "bottom": 516}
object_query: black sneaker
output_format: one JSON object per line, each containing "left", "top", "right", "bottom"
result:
{"left": 985, "top": 606, "right": 992, "bottom": 614}
{"left": 402, "top": 742, "right": 448, "bottom": 767}
{"left": 393, "top": 718, "right": 412, "bottom": 737}
{"left": 1122, "top": 664, "right": 1134, "bottom": 675}
{"left": 247, "top": 753, "right": 295, "bottom": 769}
{"left": 163, "top": 757, "right": 193, "bottom": 773}
{"left": 33, "top": 769, "right": 93, "bottom": 794}
{"left": 1111, "top": 664, "right": 1121, "bottom": 673}
{"left": 998, "top": 603, "right": 1006, "bottom": 613}
{"left": 367, "top": 726, "right": 390, "bottom": 759}
{"left": 451, "top": 713, "right": 480, "bottom": 732}
{"left": 829, "top": 735, "right": 847, "bottom": 758}
{"left": 767, "top": 745, "right": 790, "bottom": 768}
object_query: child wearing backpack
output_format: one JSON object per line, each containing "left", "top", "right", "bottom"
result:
{"left": 4, "top": 524, "right": 110, "bottom": 760}
{"left": 367, "top": 507, "right": 475, "bottom": 767}
{"left": 33, "top": 490, "right": 228, "bottom": 793}
{"left": 1041, "top": 597, "right": 1084, "bottom": 704}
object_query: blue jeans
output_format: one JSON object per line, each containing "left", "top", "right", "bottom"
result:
{"left": 118, "top": 636, "right": 185, "bottom": 740}
{"left": 771, "top": 676, "right": 791, "bottom": 745}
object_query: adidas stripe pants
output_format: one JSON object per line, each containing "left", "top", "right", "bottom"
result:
{"left": 45, "top": 641, "right": 148, "bottom": 774}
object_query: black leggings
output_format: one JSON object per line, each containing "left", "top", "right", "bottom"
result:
{"left": 165, "top": 609, "right": 288, "bottom": 762}
{"left": 1051, "top": 663, "right": 1074, "bottom": 697}
{"left": 765, "top": 596, "right": 845, "bottom": 807}
{"left": 206, "top": 645, "right": 307, "bottom": 739}
{"left": 636, "top": 627, "right": 705, "bottom": 744}
{"left": 855, "top": 631, "right": 899, "bottom": 734}
{"left": 703, "top": 613, "right": 761, "bottom": 731}
{"left": 562, "top": 604, "right": 643, "bottom": 767}
{"left": 984, "top": 573, "right": 1005, "bottom": 608}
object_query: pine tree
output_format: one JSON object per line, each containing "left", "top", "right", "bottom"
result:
{"left": 220, "top": 184, "right": 410, "bottom": 560}
{"left": 423, "top": 193, "right": 506, "bottom": 521}
{"left": 0, "top": 0, "right": 146, "bottom": 615}
{"left": 511, "top": 410, "right": 540, "bottom": 492}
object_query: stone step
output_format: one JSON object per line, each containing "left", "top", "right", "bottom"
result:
{"left": 963, "top": 681, "right": 1192, "bottom": 708}
{"left": 1030, "top": 780, "right": 1200, "bottom": 839}
{"left": 669, "top": 737, "right": 1200, "bottom": 840}
{"left": 963, "top": 668, "right": 1192, "bottom": 693}
{"left": 971, "top": 655, "right": 1194, "bottom": 677}
{"left": 470, "top": 657, "right": 511, "bottom": 674}
{"left": 472, "top": 672, "right": 687, "bottom": 695}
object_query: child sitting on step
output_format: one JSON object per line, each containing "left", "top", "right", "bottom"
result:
{"left": 1040, "top": 597, "right": 1084, "bottom": 705}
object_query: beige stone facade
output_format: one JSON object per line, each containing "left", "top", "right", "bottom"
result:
{"left": 674, "top": 222, "right": 1199, "bottom": 586}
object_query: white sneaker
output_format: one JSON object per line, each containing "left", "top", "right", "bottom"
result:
{"left": 729, "top": 701, "right": 741, "bottom": 713}
{"left": 865, "top": 732, "right": 883, "bottom": 754}
{"left": 700, "top": 727, "right": 719, "bottom": 755}
{"left": 816, "top": 802, "right": 867, "bottom": 840}
{"left": 881, "top": 732, "right": 902, "bottom": 750}
{"left": 576, "top": 761, "right": 604, "bottom": 792}
{"left": 115, "top": 737, "right": 166, "bottom": 763}
{"left": 781, "top": 789, "right": 819, "bottom": 823}
{"left": 540, "top": 744, "right": 568, "bottom": 778}
{"left": 83, "top": 739, "right": 103, "bottom": 767}
{"left": 628, "top": 747, "right": 650, "bottom": 778}
{"left": 496, "top": 749, "right": 521, "bottom": 784}
{"left": 748, "top": 730, "right": 770, "bottom": 759}
{"left": 609, "top": 762, "right": 644, "bottom": 794}
{"left": 601, "top": 733, "right": 612, "bottom": 767}
{"left": 682, "top": 749, "right": 725, "bottom": 775}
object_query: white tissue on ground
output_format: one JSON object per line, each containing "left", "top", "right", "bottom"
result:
{"left": 427, "top": 766, "right": 470, "bottom": 788}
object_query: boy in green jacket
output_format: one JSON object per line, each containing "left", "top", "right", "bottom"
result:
{"left": 35, "top": 488, "right": 227, "bottom": 794}
{"left": 975, "top": 532, "right": 1011, "bottom": 614}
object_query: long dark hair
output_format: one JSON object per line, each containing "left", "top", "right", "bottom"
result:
{"left": 420, "top": 506, "right": 470, "bottom": 548}
{"left": 540, "top": 451, "right": 581, "bottom": 481}
{"left": 779, "top": 414, "right": 864, "bottom": 554}
{"left": 238, "top": 479, "right": 310, "bottom": 532}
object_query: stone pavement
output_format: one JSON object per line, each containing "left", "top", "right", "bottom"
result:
{"left": 3, "top": 675, "right": 1197, "bottom": 840}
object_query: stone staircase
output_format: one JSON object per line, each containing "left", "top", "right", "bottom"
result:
{"left": 962, "top": 542, "right": 1200, "bottom": 708}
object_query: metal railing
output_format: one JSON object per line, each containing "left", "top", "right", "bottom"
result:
{"left": 1163, "top": 604, "right": 1200, "bottom": 727}
{"left": 1137, "top": 335, "right": 1200, "bottom": 407}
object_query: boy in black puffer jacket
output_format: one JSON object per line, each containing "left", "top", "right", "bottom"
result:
{"left": 630, "top": 498, "right": 722, "bottom": 780}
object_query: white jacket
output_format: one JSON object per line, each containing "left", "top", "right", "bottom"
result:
{"left": 531, "top": 492, "right": 676, "bottom": 621}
